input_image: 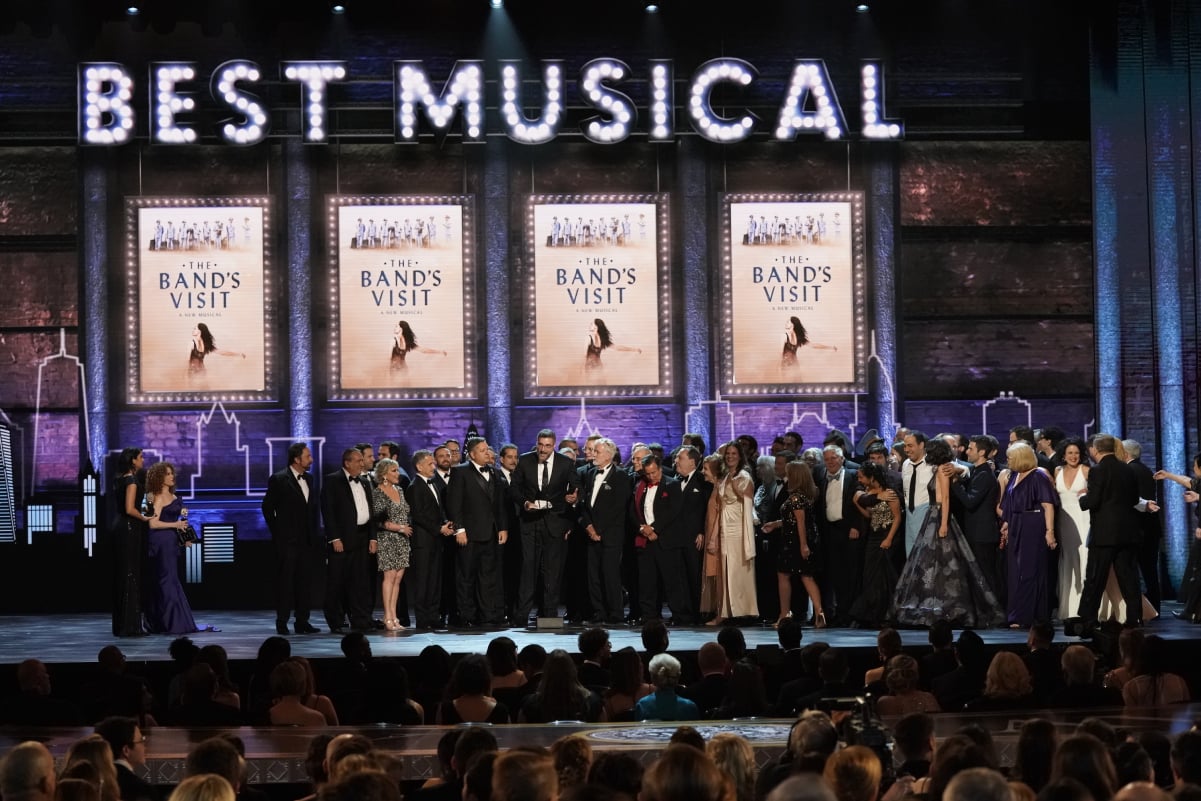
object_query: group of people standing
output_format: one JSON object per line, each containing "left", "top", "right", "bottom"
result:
{"left": 110, "top": 421, "right": 1192, "bottom": 636}
{"left": 109, "top": 448, "right": 215, "bottom": 637}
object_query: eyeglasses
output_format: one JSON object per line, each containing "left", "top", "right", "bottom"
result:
{"left": 131, "top": 738, "right": 147, "bottom": 745}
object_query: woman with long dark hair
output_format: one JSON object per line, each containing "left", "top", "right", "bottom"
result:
{"left": 848, "top": 461, "right": 901, "bottom": 628}
{"left": 585, "top": 318, "right": 641, "bottom": 373}
{"left": 390, "top": 320, "right": 446, "bottom": 371}
{"left": 704, "top": 442, "right": 759, "bottom": 626}
{"left": 111, "top": 447, "right": 151, "bottom": 637}
{"left": 776, "top": 460, "right": 826, "bottom": 629}
{"left": 188, "top": 323, "right": 244, "bottom": 374}
{"left": 519, "top": 649, "right": 604, "bottom": 723}
{"left": 780, "top": 316, "right": 836, "bottom": 376}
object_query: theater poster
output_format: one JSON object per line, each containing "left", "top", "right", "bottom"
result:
{"left": 328, "top": 196, "right": 476, "bottom": 402}
{"left": 524, "top": 194, "right": 672, "bottom": 399}
{"left": 126, "top": 197, "right": 274, "bottom": 404}
{"left": 719, "top": 193, "right": 866, "bottom": 396}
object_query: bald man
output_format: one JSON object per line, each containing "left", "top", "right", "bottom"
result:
{"left": 1114, "top": 783, "right": 1172, "bottom": 801}
{"left": 0, "top": 741, "right": 56, "bottom": 801}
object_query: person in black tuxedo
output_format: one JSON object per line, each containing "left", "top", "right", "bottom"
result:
{"left": 433, "top": 445, "right": 458, "bottom": 626}
{"left": 1077, "top": 433, "right": 1144, "bottom": 631}
{"left": 817, "top": 446, "right": 862, "bottom": 625}
{"left": 511, "top": 429, "right": 580, "bottom": 624}
{"left": 320, "top": 448, "right": 377, "bottom": 633}
{"left": 1123, "top": 439, "right": 1163, "bottom": 614}
{"left": 261, "top": 442, "right": 321, "bottom": 635}
{"left": 564, "top": 437, "right": 601, "bottom": 624}
{"left": 580, "top": 437, "right": 633, "bottom": 624}
{"left": 94, "top": 716, "right": 154, "bottom": 801}
{"left": 634, "top": 454, "right": 692, "bottom": 624}
{"left": 673, "top": 445, "right": 712, "bottom": 620}
{"left": 948, "top": 435, "right": 1003, "bottom": 603}
{"left": 406, "top": 450, "right": 455, "bottom": 630}
{"left": 445, "top": 436, "right": 509, "bottom": 627}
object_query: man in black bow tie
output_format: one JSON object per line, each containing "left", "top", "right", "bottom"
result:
{"left": 321, "top": 447, "right": 378, "bottom": 633}
{"left": 580, "top": 438, "right": 633, "bottom": 624}
{"left": 445, "top": 436, "right": 510, "bottom": 627}
{"left": 405, "top": 449, "right": 455, "bottom": 630}
{"left": 261, "top": 442, "right": 321, "bottom": 635}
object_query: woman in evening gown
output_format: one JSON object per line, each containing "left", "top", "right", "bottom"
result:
{"left": 892, "top": 438, "right": 1004, "bottom": 628}
{"left": 1055, "top": 437, "right": 1091, "bottom": 620}
{"left": 775, "top": 460, "right": 826, "bottom": 628}
{"left": 1156, "top": 455, "right": 1201, "bottom": 622}
{"left": 704, "top": 442, "right": 759, "bottom": 625}
{"left": 144, "top": 461, "right": 204, "bottom": 635}
{"left": 998, "top": 442, "right": 1058, "bottom": 627}
{"left": 372, "top": 457, "right": 413, "bottom": 631}
{"left": 111, "top": 447, "right": 149, "bottom": 637}
{"left": 849, "top": 462, "right": 901, "bottom": 628}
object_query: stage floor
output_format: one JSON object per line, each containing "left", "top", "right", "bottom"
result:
{"left": 2, "top": 604, "right": 1196, "bottom": 664}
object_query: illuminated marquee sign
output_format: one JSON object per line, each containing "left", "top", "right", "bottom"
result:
{"left": 77, "top": 58, "right": 903, "bottom": 145}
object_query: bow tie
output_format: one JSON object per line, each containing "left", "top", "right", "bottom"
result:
{"left": 348, "top": 475, "right": 359, "bottom": 484}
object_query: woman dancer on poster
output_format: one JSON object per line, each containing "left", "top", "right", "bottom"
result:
{"left": 390, "top": 320, "right": 447, "bottom": 371}
{"left": 781, "top": 317, "right": 836, "bottom": 374}
{"left": 704, "top": 442, "right": 759, "bottom": 625}
{"left": 188, "top": 323, "right": 245, "bottom": 374}
{"left": 584, "top": 318, "right": 641, "bottom": 373}
{"left": 997, "top": 442, "right": 1058, "bottom": 628}
{"left": 111, "top": 447, "right": 150, "bottom": 637}
{"left": 891, "top": 438, "right": 1004, "bottom": 628}
{"left": 144, "top": 462, "right": 212, "bottom": 635}
{"left": 372, "top": 457, "right": 413, "bottom": 631}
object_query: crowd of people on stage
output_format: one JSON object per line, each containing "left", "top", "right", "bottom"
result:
{"left": 109, "top": 422, "right": 1201, "bottom": 638}
{"left": 2, "top": 616, "right": 1200, "bottom": 801}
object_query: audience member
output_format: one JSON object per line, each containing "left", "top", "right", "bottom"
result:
{"left": 1012, "top": 719, "right": 1058, "bottom": 794}
{"left": 1103, "top": 628, "right": 1145, "bottom": 693}
{"left": 875, "top": 655, "right": 940, "bottom": 716}
{"left": 764, "top": 776, "right": 835, "bottom": 801}
{"left": 1, "top": 742, "right": 57, "bottom": 801}
{"left": 640, "top": 745, "right": 732, "bottom": 801}
{"left": 712, "top": 660, "right": 769, "bottom": 719}
{"left": 463, "top": 752, "right": 497, "bottom": 801}
{"left": 636, "top": 654, "right": 699, "bottom": 721}
{"left": 931, "top": 629, "right": 988, "bottom": 711}
{"left": 587, "top": 753, "right": 643, "bottom": 799}
{"left": 679, "top": 642, "right": 729, "bottom": 718}
{"left": 1135, "top": 731, "right": 1174, "bottom": 788}
{"left": 821, "top": 746, "right": 881, "bottom": 801}
{"left": 291, "top": 656, "right": 340, "bottom": 725}
{"left": 55, "top": 778, "right": 100, "bottom": 801}
{"left": 668, "top": 726, "right": 706, "bottom": 752}
{"left": 1058, "top": 645, "right": 1121, "bottom": 708}
{"left": 891, "top": 712, "right": 934, "bottom": 780}
{"left": 920, "top": 621, "right": 958, "bottom": 690}
{"left": 0, "top": 660, "right": 84, "bottom": 726}
{"left": 774, "top": 642, "right": 829, "bottom": 716}
{"left": 707, "top": 734, "right": 757, "bottom": 801}
{"left": 1172, "top": 731, "right": 1201, "bottom": 787}
{"left": 1024, "top": 622, "right": 1063, "bottom": 706}
{"left": 1112, "top": 783, "right": 1172, "bottom": 801}
{"left": 168, "top": 775, "right": 234, "bottom": 801}
{"left": 492, "top": 750, "right": 557, "bottom": 801}
{"left": 408, "top": 727, "right": 497, "bottom": 801}
{"left": 756, "top": 711, "right": 839, "bottom": 800}
{"left": 519, "top": 649, "right": 603, "bottom": 723}
{"left": 944, "top": 767, "right": 1011, "bottom": 801}
{"left": 196, "top": 644, "right": 241, "bottom": 709}
{"left": 863, "top": 629, "right": 902, "bottom": 691}
{"left": 1122, "top": 636, "right": 1190, "bottom": 707}
{"left": 602, "top": 647, "right": 653, "bottom": 721}
{"left": 414, "top": 645, "right": 453, "bottom": 724}
{"left": 1114, "top": 742, "right": 1155, "bottom": 787}
{"left": 367, "top": 658, "right": 423, "bottom": 724}
{"left": 1051, "top": 734, "right": 1118, "bottom": 801}
{"left": 61, "top": 736, "right": 119, "bottom": 801}
{"left": 318, "top": 771, "right": 400, "bottom": 801}
{"left": 267, "top": 660, "right": 327, "bottom": 726}
{"left": 184, "top": 737, "right": 242, "bottom": 793}
{"left": 717, "top": 627, "right": 748, "bottom": 664}
{"left": 549, "top": 735, "right": 591, "bottom": 795}
{"left": 438, "top": 654, "right": 510, "bottom": 724}
{"left": 964, "top": 651, "right": 1036, "bottom": 711}
{"left": 93, "top": 716, "right": 153, "bottom": 801}
{"left": 577, "top": 629, "right": 612, "bottom": 694}
{"left": 169, "top": 664, "right": 244, "bottom": 726}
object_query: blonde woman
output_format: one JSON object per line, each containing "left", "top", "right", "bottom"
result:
{"left": 168, "top": 775, "right": 235, "bottom": 801}
{"left": 707, "top": 734, "right": 757, "bottom": 801}
{"left": 371, "top": 457, "right": 413, "bottom": 631}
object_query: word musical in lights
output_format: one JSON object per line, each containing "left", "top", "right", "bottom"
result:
{"left": 78, "top": 57, "right": 903, "bottom": 145}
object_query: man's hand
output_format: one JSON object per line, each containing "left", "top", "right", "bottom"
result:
{"left": 695, "top": 534, "right": 704, "bottom": 550}
{"left": 587, "top": 525, "right": 601, "bottom": 542}
{"left": 331, "top": 539, "right": 344, "bottom": 553}
{"left": 498, "top": 530, "right": 508, "bottom": 545}
{"left": 440, "top": 522, "right": 455, "bottom": 536}
{"left": 368, "top": 540, "right": 377, "bottom": 555}
{"left": 455, "top": 531, "right": 467, "bottom": 546}
{"left": 566, "top": 489, "right": 579, "bottom": 505}
{"left": 849, "top": 528, "right": 860, "bottom": 540}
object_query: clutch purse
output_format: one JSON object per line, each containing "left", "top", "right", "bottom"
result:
{"left": 177, "top": 524, "right": 198, "bottom": 547}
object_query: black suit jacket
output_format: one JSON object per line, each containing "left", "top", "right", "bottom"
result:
{"left": 512, "top": 450, "right": 580, "bottom": 530}
{"left": 677, "top": 471, "right": 713, "bottom": 546}
{"left": 817, "top": 468, "right": 862, "bottom": 532}
{"left": 1079, "top": 454, "right": 1140, "bottom": 546}
{"left": 116, "top": 763, "right": 155, "bottom": 801}
{"left": 580, "top": 464, "right": 632, "bottom": 546}
{"left": 261, "top": 467, "right": 319, "bottom": 547}
{"left": 951, "top": 463, "right": 1001, "bottom": 544}
{"left": 446, "top": 462, "right": 508, "bottom": 542}
{"left": 406, "top": 476, "right": 448, "bottom": 550}
{"left": 1128, "top": 457, "right": 1162, "bottom": 542}
{"left": 635, "top": 475, "right": 685, "bottom": 548}
{"left": 320, "top": 470, "right": 374, "bottom": 551}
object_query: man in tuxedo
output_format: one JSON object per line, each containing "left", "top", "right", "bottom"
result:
{"left": 623, "top": 443, "right": 652, "bottom": 623}
{"left": 378, "top": 440, "right": 412, "bottom": 489}
{"left": 260, "top": 442, "right": 321, "bottom": 635}
{"left": 818, "top": 445, "right": 862, "bottom": 625}
{"left": 496, "top": 443, "right": 523, "bottom": 621}
{"left": 564, "top": 436, "right": 602, "bottom": 624}
{"left": 580, "top": 437, "right": 633, "bottom": 624}
{"left": 433, "top": 445, "right": 458, "bottom": 625}
{"left": 406, "top": 449, "right": 454, "bottom": 630}
{"left": 94, "top": 716, "right": 152, "bottom": 801}
{"left": 674, "top": 445, "right": 712, "bottom": 620}
{"left": 1077, "top": 433, "right": 1143, "bottom": 631}
{"left": 634, "top": 453, "right": 692, "bottom": 624}
{"left": 512, "top": 429, "right": 580, "bottom": 625}
{"left": 948, "top": 435, "right": 1003, "bottom": 603}
{"left": 901, "top": 431, "right": 934, "bottom": 559}
{"left": 1123, "top": 438, "right": 1163, "bottom": 613}
{"left": 320, "top": 447, "right": 377, "bottom": 633}
{"left": 445, "top": 436, "right": 509, "bottom": 627}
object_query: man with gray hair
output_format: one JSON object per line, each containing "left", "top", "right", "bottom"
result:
{"left": 1077, "top": 433, "right": 1143, "bottom": 634}
{"left": 819, "top": 444, "right": 862, "bottom": 625}
{"left": 943, "top": 767, "right": 1009, "bottom": 801}
{"left": 765, "top": 776, "right": 837, "bottom": 801}
{"left": 581, "top": 438, "right": 632, "bottom": 624}
{"left": 1123, "top": 438, "right": 1163, "bottom": 614}
{"left": 0, "top": 741, "right": 56, "bottom": 801}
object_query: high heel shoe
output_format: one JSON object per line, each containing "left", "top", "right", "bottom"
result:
{"left": 814, "top": 611, "right": 828, "bottom": 629}
{"left": 706, "top": 616, "right": 726, "bottom": 627}
{"left": 385, "top": 619, "right": 402, "bottom": 631}
{"left": 773, "top": 611, "right": 794, "bottom": 629}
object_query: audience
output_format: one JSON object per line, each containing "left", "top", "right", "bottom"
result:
{"left": 61, "top": 736, "right": 119, "bottom": 801}
{"left": 822, "top": 745, "right": 881, "bottom": 801}
{"left": 712, "top": 660, "right": 769, "bottom": 719}
{"left": 168, "top": 775, "right": 235, "bottom": 801}
{"left": 602, "top": 647, "right": 653, "bottom": 721}
{"left": 891, "top": 712, "right": 934, "bottom": 780}
{"left": 1051, "top": 734, "right": 1118, "bottom": 801}
{"left": 707, "top": 734, "right": 757, "bottom": 801}
{"left": 679, "top": 642, "right": 729, "bottom": 718}
{"left": 964, "top": 651, "right": 1036, "bottom": 711}
{"left": 1, "top": 742, "right": 57, "bottom": 801}
{"left": 519, "top": 649, "right": 604, "bottom": 723}
{"left": 587, "top": 753, "right": 643, "bottom": 799}
{"left": 1058, "top": 645, "right": 1121, "bottom": 708}
{"left": 267, "top": 660, "right": 328, "bottom": 726}
{"left": 640, "top": 745, "right": 731, "bottom": 801}
{"left": 635, "top": 654, "right": 698, "bottom": 721}
{"left": 875, "top": 655, "right": 940, "bottom": 716}
{"left": 93, "top": 716, "right": 153, "bottom": 801}
{"left": 549, "top": 736, "right": 592, "bottom": 795}
{"left": 0, "top": 660, "right": 84, "bottom": 726}
{"left": 438, "top": 654, "right": 510, "bottom": 724}
{"left": 919, "top": 621, "right": 958, "bottom": 690}
{"left": 1122, "top": 635, "right": 1190, "bottom": 707}
{"left": 492, "top": 749, "right": 558, "bottom": 801}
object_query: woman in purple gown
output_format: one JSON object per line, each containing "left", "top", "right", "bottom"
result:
{"left": 998, "top": 442, "right": 1059, "bottom": 627}
{"left": 144, "top": 461, "right": 200, "bottom": 634}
